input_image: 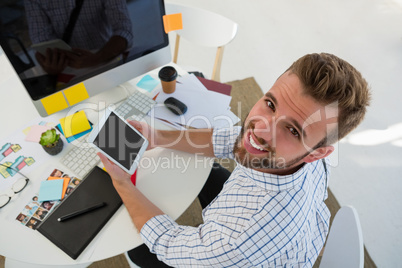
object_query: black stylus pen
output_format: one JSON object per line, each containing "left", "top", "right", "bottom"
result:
{"left": 58, "top": 202, "right": 106, "bottom": 222}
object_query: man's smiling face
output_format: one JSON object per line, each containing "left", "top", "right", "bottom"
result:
{"left": 233, "top": 71, "right": 338, "bottom": 175}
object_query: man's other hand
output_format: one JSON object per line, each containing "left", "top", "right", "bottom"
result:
{"left": 35, "top": 48, "right": 67, "bottom": 75}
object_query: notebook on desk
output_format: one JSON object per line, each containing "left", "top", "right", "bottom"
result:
{"left": 37, "top": 166, "right": 122, "bottom": 260}
{"left": 196, "top": 76, "right": 232, "bottom": 96}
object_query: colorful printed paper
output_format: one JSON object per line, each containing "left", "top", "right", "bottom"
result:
{"left": 0, "top": 116, "right": 59, "bottom": 193}
{"left": 16, "top": 168, "right": 82, "bottom": 229}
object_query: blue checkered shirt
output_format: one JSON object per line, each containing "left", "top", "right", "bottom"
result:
{"left": 141, "top": 127, "right": 331, "bottom": 267}
{"left": 25, "top": 0, "right": 133, "bottom": 50}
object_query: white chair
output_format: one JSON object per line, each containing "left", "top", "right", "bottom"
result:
{"left": 165, "top": 3, "right": 238, "bottom": 82}
{"left": 319, "top": 206, "right": 364, "bottom": 268}
{"left": 124, "top": 251, "right": 140, "bottom": 268}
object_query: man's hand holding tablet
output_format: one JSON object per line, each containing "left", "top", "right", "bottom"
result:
{"left": 88, "top": 109, "right": 149, "bottom": 175}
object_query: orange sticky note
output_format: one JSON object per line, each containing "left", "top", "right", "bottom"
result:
{"left": 48, "top": 177, "right": 70, "bottom": 199}
{"left": 63, "top": 83, "right": 89, "bottom": 106}
{"left": 163, "top": 13, "right": 183, "bottom": 33}
{"left": 59, "top": 110, "right": 91, "bottom": 138}
{"left": 40, "top": 92, "right": 69, "bottom": 115}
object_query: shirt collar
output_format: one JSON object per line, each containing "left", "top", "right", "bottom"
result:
{"left": 236, "top": 162, "right": 308, "bottom": 192}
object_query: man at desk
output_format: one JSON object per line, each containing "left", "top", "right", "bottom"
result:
{"left": 98, "top": 53, "right": 371, "bottom": 267}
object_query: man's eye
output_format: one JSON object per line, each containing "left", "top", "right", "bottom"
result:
{"left": 267, "top": 100, "right": 275, "bottom": 111}
{"left": 289, "top": 127, "right": 300, "bottom": 138}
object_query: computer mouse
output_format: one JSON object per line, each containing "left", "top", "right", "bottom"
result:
{"left": 164, "top": 97, "right": 187, "bottom": 115}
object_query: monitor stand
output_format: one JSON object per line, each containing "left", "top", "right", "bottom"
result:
{"left": 79, "top": 82, "right": 135, "bottom": 125}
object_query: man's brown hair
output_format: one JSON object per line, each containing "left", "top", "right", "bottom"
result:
{"left": 287, "top": 53, "right": 371, "bottom": 145}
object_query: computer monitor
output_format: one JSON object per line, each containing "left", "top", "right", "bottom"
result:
{"left": 0, "top": 0, "right": 171, "bottom": 117}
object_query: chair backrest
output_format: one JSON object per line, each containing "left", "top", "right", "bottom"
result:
{"left": 319, "top": 206, "right": 364, "bottom": 268}
{"left": 165, "top": 3, "right": 238, "bottom": 81}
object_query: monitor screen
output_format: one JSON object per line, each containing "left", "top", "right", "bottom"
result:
{"left": 0, "top": 0, "right": 171, "bottom": 117}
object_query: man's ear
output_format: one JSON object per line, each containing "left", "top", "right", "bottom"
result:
{"left": 303, "top": 145, "right": 334, "bottom": 163}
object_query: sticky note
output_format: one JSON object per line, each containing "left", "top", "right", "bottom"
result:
{"left": 48, "top": 176, "right": 70, "bottom": 199}
{"left": 57, "top": 123, "right": 93, "bottom": 143}
{"left": 38, "top": 179, "right": 64, "bottom": 202}
{"left": 163, "top": 13, "right": 183, "bottom": 33}
{"left": 59, "top": 110, "right": 91, "bottom": 138}
{"left": 25, "top": 125, "right": 53, "bottom": 143}
{"left": 22, "top": 126, "right": 31, "bottom": 135}
{"left": 63, "top": 83, "right": 89, "bottom": 106}
{"left": 41, "top": 92, "right": 69, "bottom": 115}
{"left": 136, "top": 75, "right": 159, "bottom": 92}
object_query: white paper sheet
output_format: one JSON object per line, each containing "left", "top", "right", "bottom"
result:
{"left": 0, "top": 115, "right": 62, "bottom": 193}
{"left": 152, "top": 89, "right": 232, "bottom": 129}
{"left": 177, "top": 73, "right": 208, "bottom": 92}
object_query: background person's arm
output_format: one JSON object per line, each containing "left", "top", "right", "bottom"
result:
{"left": 35, "top": 48, "right": 68, "bottom": 75}
{"left": 64, "top": 35, "right": 128, "bottom": 68}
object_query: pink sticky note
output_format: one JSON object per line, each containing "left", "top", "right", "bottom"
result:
{"left": 25, "top": 125, "right": 53, "bottom": 143}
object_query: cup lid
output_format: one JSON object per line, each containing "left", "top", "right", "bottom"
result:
{"left": 158, "top": 66, "right": 177, "bottom": 82}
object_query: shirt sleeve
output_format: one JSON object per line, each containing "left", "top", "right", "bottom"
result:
{"left": 212, "top": 126, "right": 242, "bottom": 159}
{"left": 140, "top": 214, "right": 251, "bottom": 267}
{"left": 105, "top": 0, "right": 134, "bottom": 48}
{"left": 24, "top": 0, "right": 57, "bottom": 44}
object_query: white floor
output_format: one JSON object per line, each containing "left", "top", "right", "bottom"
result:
{"left": 168, "top": 0, "right": 402, "bottom": 267}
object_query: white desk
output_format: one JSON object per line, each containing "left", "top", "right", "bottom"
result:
{"left": 0, "top": 54, "right": 213, "bottom": 265}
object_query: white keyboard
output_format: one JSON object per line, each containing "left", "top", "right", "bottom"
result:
{"left": 114, "top": 90, "right": 156, "bottom": 120}
{"left": 60, "top": 91, "right": 155, "bottom": 178}
{"left": 61, "top": 144, "right": 100, "bottom": 179}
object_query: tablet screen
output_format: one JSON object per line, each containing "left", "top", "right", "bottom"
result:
{"left": 93, "top": 112, "right": 145, "bottom": 170}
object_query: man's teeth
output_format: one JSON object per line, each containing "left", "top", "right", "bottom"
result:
{"left": 249, "top": 135, "right": 267, "bottom": 151}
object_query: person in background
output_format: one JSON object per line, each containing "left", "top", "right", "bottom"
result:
{"left": 99, "top": 53, "right": 371, "bottom": 267}
{"left": 25, "top": 0, "right": 133, "bottom": 75}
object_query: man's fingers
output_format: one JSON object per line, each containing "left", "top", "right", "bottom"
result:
{"left": 35, "top": 52, "right": 44, "bottom": 61}
{"left": 97, "top": 152, "right": 113, "bottom": 170}
{"left": 45, "top": 48, "right": 52, "bottom": 64}
{"left": 58, "top": 52, "right": 68, "bottom": 69}
{"left": 128, "top": 120, "right": 149, "bottom": 139}
{"left": 72, "top": 48, "right": 90, "bottom": 56}
{"left": 63, "top": 50, "right": 81, "bottom": 60}
{"left": 128, "top": 120, "right": 143, "bottom": 131}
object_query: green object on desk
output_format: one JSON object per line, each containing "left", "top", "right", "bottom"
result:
{"left": 56, "top": 123, "right": 93, "bottom": 143}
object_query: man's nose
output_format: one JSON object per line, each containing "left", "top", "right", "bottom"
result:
{"left": 253, "top": 118, "right": 275, "bottom": 144}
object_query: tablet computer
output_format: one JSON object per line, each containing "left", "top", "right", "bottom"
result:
{"left": 88, "top": 109, "right": 148, "bottom": 174}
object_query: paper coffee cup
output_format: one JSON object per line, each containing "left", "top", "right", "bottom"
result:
{"left": 159, "top": 66, "right": 178, "bottom": 94}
